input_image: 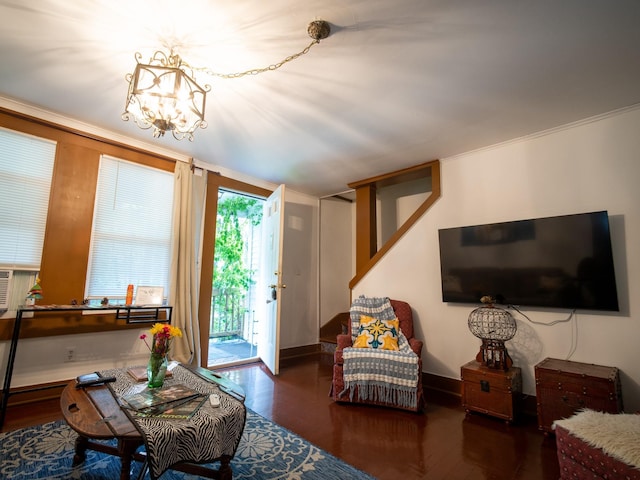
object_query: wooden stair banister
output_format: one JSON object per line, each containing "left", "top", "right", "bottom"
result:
{"left": 348, "top": 159, "right": 441, "bottom": 289}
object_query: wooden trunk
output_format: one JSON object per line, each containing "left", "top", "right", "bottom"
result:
{"left": 461, "top": 360, "right": 522, "bottom": 423}
{"left": 534, "top": 357, "right": 623, "bottom": 434}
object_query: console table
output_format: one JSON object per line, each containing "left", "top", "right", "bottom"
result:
{"left": 0, "top": 304, "right": 172, "bottom": 429}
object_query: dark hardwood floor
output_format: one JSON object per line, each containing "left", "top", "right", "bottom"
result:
{"left": 3, "top": 353, "right": 561, "bottom": 479}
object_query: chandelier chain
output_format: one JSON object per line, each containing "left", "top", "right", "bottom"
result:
{"left": 195, "top": 39, "right": 320, "bottom": 79}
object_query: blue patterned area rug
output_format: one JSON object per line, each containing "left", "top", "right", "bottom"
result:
{"left": 0, "top": 409, "right": 375, "bottom": 479}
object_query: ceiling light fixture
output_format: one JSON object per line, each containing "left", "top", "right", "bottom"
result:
{"left": 122, "top": 20, "right": 331, "bottom": 141}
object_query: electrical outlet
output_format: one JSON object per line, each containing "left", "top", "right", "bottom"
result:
{"left": 65, "top": 347, "right": 76, "bottom": 362}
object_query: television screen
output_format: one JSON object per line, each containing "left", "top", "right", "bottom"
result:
{"left": 438, "top": 211, "right": 619, "bottom": 311}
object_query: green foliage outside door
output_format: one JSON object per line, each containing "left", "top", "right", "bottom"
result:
{"left": 211, "top": 192, "right": 263, "bottom": 339}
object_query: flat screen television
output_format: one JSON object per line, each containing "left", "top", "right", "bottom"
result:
{"left": 438, "top": 211, "right": 619, "bottom": 311}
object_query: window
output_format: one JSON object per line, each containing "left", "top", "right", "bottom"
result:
{"left": 86, "top": 156, "right": 174, "bottom": 302}
{"left": 0, "top": 127, "right": 55, "bottom": 268}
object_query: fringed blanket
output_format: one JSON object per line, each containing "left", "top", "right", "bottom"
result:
{"left": 341, "top": 296, "right": 420, "bottom": 409}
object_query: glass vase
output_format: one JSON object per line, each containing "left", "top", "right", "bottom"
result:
{"left": 147, "top": 353, "right": 169, "bottom": 388}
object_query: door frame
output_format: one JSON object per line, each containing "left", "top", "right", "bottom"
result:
{"left": 198, "top": 173, "right": 272, "bottom": 368}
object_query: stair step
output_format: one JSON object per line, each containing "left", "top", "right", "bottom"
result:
{"left": 319, "top": 311, "right": 350, "bottom": 342}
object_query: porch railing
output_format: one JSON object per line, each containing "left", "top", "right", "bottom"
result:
{"left": 210, "top": 289, "right": 246, "bottom": 338}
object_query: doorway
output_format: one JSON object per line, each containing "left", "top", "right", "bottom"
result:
{"left": 208, "top": 190, "right": 264, "bottom": 367}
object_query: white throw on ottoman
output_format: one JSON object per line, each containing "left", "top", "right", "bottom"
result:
{"left": 554, "top": 409, "right": 640, "bottom": 480}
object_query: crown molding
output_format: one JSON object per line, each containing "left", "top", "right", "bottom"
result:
{"left": 0, "top": 95, "right": 191, "bottom": 163}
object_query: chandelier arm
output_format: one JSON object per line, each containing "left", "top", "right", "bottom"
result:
{"left": 195, "top": 39, "right": 320, "bottom": 79}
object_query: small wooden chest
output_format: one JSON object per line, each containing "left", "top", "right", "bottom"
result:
{"left": 535, "top": 357, "right": 623, "bottom": 434}
{"left": 461, "top": 360, "right": 522, "bottom": 423}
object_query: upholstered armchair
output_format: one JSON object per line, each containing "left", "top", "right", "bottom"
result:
{"left": 331, "top": 298, "right": 425, "bottom": 412}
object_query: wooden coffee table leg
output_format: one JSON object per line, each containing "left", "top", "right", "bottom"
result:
{"left": 119, "top": 453, "right": 132, "bottom": 480}
{"left": 72, "top": 434, "right": 89, "bottom": 466}
{"left": 117, "top": 439, "right": 143, "bottom": 480}
{"left": 219, "top": 455, "right": 233, "bottom": 480}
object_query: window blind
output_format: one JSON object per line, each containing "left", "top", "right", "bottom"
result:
{"left": 86, "top": 156, "right": 174, "bottom": 299}
{"left": 0, "top": 128, "right": 55, "bottom": 268}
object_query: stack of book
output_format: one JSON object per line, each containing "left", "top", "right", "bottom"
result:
{"left": 122, "top": 384, "right": 206, "bottom": 419}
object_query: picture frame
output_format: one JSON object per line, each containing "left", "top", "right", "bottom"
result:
{"left": 134, "top": 286, "right": 164, "bottom": 306}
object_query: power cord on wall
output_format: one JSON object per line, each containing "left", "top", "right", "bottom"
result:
{"left": 508, "top": 304, "right": 576, "bottom": 326}
{"left": 508, "top": 304, "right": 578, "bottom": 360}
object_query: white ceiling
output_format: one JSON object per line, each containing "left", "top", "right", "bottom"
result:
{"left": 1, "top": 0, "right": 639, "bottom": 197}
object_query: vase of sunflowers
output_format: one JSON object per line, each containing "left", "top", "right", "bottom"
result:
{"left": 140, "top": 323, "right": 182, "bottom": 388}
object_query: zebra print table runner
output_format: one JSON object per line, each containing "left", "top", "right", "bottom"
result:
{"left": 102, "top": 365, "right": 246, "bottom": 479}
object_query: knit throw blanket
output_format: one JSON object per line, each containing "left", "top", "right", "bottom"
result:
{"left": 341, "top": 296, "right": 419, "bottom": 409}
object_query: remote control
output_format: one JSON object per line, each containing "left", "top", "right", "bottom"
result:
{"left": 209, "top": 394, "right": 220, "bottom": 408}
{"left": 75, "top": 373, "right": 117, "bottom": 388}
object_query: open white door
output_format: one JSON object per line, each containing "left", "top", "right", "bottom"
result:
{"left": 258, "top": 185, "right": 285, "bottom": 375}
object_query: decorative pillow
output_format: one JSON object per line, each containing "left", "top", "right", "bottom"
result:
{"left": 349, "top": 296, "right": 396, "bottom": 343}
{"left": 353, "top": 315, "right": 400, "bottom": 350}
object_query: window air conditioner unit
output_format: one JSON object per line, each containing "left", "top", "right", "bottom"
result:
{"left": 0, "top": 270, "right": 13, "bottom": 309}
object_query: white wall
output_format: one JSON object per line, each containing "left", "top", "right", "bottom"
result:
{"left": 319, "top": 197, "right": 353, "bottom": 325}
{"left": 353, "top": 106, "right": 640, "bottom": 412}
{"left": 377, "top": 178, "right": 431, "bottom": 246}
{"left": 1, "top": 328, "right": 153, "bottom": 388}
{"left": 279, "top": 189, "right": 319, "bottom": 349}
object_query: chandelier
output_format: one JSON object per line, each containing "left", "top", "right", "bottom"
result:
{"left": 122, "top": 20, "right": 331, "bottom": 141}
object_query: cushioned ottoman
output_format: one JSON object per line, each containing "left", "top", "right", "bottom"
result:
{"left": 554, "top": 410, "right": 640, "bottom": 480}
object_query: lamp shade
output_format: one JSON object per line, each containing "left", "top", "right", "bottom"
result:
{"left": 467, "top": 305, "right": 517, "bottom": 342}
{"left": 468, "top": 299, "right": 517, "bottom": 370}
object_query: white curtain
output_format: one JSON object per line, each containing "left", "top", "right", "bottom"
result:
{"left": 169, "top": 161, "right": 207, "bottom": 365}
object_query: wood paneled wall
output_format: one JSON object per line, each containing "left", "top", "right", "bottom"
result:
{"left": 0, "top": 108, "right": 175, "bottom": 340}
